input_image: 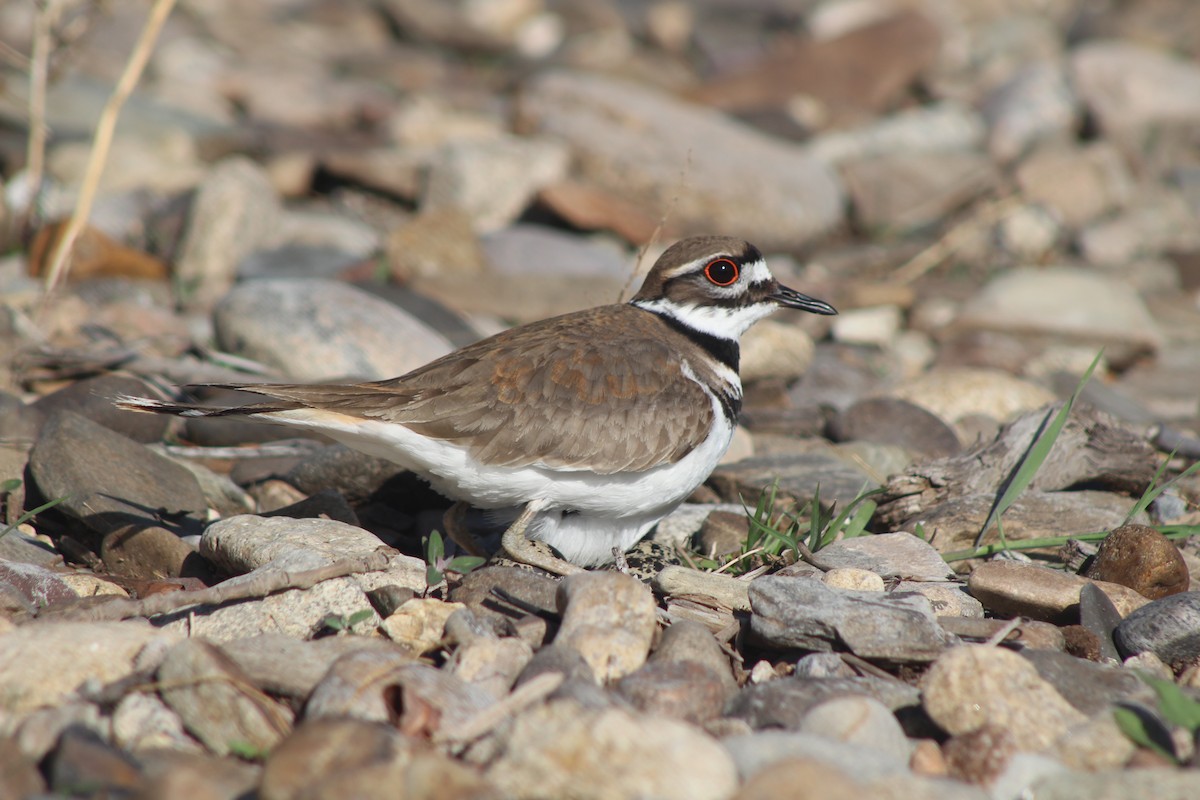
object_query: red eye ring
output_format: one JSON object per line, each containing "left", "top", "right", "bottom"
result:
{"left": 704, "top": 258, "right": 739, "bottom": 287}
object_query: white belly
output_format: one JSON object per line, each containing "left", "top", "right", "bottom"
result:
{"left": 261, "top": 398, "right": 735, "bottom": 566}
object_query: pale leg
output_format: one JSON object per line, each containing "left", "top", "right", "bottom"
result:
{"left": 501, "top": 501, "right": 584, "bottom": 576}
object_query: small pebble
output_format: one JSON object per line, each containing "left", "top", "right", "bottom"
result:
{"left": 822, "top": 567, "right": 885, "bottom": 592}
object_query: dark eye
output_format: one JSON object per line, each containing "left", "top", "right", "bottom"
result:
{"left": 704, "top": 258, "right": 739, "bottom": 286}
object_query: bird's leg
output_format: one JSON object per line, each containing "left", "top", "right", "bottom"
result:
{"left": 441, "top": 501, "right": 488, "bottom": 558}
{"left": 501, "top": 501, "right": 584, "bottom": 576}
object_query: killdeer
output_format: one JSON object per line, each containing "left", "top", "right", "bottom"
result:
{"left": 117, "top": 236, "right": 836, "bottom": 575}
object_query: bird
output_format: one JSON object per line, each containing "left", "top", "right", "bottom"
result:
{"left": 117, "top": 236, "right": 837, "bottom": 575}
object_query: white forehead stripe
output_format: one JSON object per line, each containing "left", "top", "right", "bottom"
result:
{"left": 743, "top": 259, "right": 770, "bottom": 284}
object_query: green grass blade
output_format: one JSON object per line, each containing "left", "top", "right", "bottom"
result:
{"left": 840, "top": 500, "right": 877, "bottom": 540}
{"left": 974, "top": 349, "right": 1103, "bottom": 548}
{"left": 0, "top": 494, "right": 70, "bottom": 541}
{"left": 1142, "top": 674, "right": 1200, "bottom": 730}
{"left": 446, "top": 556, "right": 486, "bottom": 574}
{"left": 1113, "top": 707, "right": 1177, "bottom": 762}
{"left": 943, "top": 524, "right": 1200, "bottom": 562}
{"left": 1124, "top": 457, "right": 1200, "bottom": 526}
{"left": 347, "top": 608, "right": 376, "bottom": 626}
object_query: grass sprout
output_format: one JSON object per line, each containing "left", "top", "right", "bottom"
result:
{"left": 0, "top": 479, "right": 69, "bottom": 541}
{"left": 423, "top": 529, "right": 486, "bottom": 586}
{"left": 973, "top": 350, "right": 1104, "bottom": 548}
{"left": 1114, "top": 672, "right": 1200, "bottom": 765}
{"left": 716, "top": 482, "right": 881, "bottom": 575}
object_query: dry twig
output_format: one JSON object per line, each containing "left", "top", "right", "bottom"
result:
{"left": 887, "top": 194, "right": 1020, "bottom": 287}
{"left": 40, "top": 548, "right": 395, "bottom": 623}
{"left": 41, "top": 0, "right": 178, "bottom": 293}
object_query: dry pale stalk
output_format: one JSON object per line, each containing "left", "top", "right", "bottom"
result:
{"left": 41, "top": 0, "right": 178, "bottom": 294}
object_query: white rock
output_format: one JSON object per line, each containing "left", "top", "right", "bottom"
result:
{"left": 741, "top": 320, "right": 816, "bottom": 382}
{"left": 823, "top": 567, "right": 885, "bottom": 592}
{"left": 176, "top": 157, "right": 282, "bottom": 309}
{"left": 799, "top": 696, "right": 912, "bottom": 765}
{"left": 831, "top": 305, "right": 902, "bottom": 346}
{"left": 995, "top": 204, "right": 1061, "bottom": 261}
{"left": 810, "top": 101, "right": 985, "bottom": 165}
{"left": 0, "top": 622, "right": 179, "bottom": 713}
{"left": 112, "top": 692, "right": 199, "bottom": 752}
{"left": 488, "top": 700, "right": 738, "bottom": 800}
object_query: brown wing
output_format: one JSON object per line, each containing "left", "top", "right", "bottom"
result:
{"left": 222, "top": 305, "right": 716, "bottom": 474}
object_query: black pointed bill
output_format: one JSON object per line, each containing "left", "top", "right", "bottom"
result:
{"left": 771, "top": 284, "right": 838, "bottom": 316}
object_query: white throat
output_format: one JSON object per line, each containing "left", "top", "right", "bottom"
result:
{"left": 631, "top": 297, "right": 778, "bottom": 340}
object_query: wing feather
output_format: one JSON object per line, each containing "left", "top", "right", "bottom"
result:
{"left": 221, "top": 306, "right": 718, "bottom": 474}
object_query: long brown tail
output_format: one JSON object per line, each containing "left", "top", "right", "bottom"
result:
{"left": 113, "top": 393, "right": 294, "bottom": 417}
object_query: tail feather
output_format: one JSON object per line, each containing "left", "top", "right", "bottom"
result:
{"left": 112, "top": 394, "right": 293, "bottom": 418}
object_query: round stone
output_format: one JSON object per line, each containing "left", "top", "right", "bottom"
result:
{"left": 1084, "top": 524, "right": 1189, "bottom": 600}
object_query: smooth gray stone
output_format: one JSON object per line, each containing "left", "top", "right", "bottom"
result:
{"left": 982, "top": 61, "right": 1078, "bottom": 161}
{"left": 482, "top": 225, "right": 627, "bottom": 278}
{"left": 1020, "top": 649, "right": 1152, "bottom": 717}
{"left": 1114, "top": 591, "right": 1200, "bottom": 663}
{"left": 0, "top": 527, "right": 62, "bottom": 568}
{"left": 238, "top": 244, "right": 361, "bottom": 280}
{"left": 829, "top": 397, "right": 961, "bottom": 459}
{"left": 708, "top": 452, "right": 878, "bottom": 509}
{"left": 29, "top": 411, "right": 207, "bottom": 538}
{"left": 815, "top": 531, "right": 954, "bottom": 581}
{"left": 32, "top": 374, "right": 169, "bottom": 443}
{"left": 727, "top": 675, "right": 921, "bottom": 730}
{"left": 750, "top": 575, "right": 950, "bottom": 661}
{"left": 520, "top": 70, "right": 844, "bottom": 250}
{"left": 213, "top": 277, "right": 452, "bottom": 382}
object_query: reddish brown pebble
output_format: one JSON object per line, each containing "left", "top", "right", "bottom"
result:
{"left": 942, "top": 725, "right": 1018, "bottom": 785}
{"left": 1084, "top": 524, "right": 1189, "bottom": 600}
{"left": 1062, "top": 624, "right": 1102, "bottom": 661}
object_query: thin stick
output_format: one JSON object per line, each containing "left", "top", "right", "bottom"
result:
{"left": 434, "top": 672, "right": 564, "bottom": 745}
{"left": 41, "top": 0, "right": 178, "bottom": 293}
{"left": 983, "top": 617, "right": 1024, "bottom": 647}
{"left": 711, "top": 545, "right": 767, "bottom": 575}
{"left": 23, "top": 1, "right": 58, "bottom": 235}
{"left": 888, "top": 194, "right": 1019, "bottom": 287}
{"left": 39, "top": 548, "right": 395, "bottom": 623}
{"left": 618, "top": 150, "right": 690, "bottom": 302}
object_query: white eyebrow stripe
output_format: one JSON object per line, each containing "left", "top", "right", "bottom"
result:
{"left": 660, "top": 257, "right": 709, "bottom": 281}
{"left": 663, "top": 256, "right": 771, "bottom": 284}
